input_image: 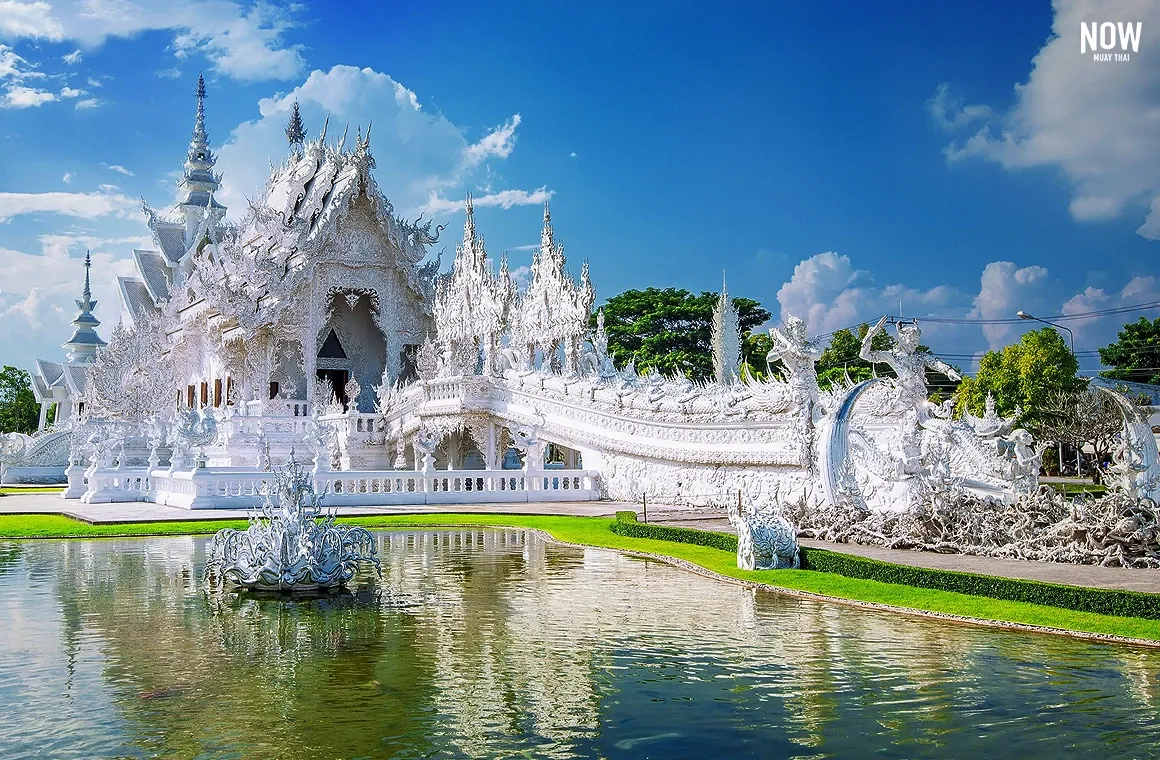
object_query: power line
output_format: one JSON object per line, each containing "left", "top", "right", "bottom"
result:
{"left": 807, "top": 299, "right": 1160, "bottom": 341}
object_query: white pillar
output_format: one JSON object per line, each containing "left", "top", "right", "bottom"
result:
{"left": 38, "top": 403, "right": 49, "bottom": 432}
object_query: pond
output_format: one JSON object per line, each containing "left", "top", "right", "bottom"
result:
{"left": 0, "top": 530, "right": 1158, "bottom": 759}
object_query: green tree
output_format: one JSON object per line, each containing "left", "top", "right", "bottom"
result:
{"left": 0, "top": 365, "right": 41, "bottom": 435}
{"left": 595, "top": 287, "right": 771, "bottom": 381}
{"left": 955, "top": 328, "right": 1083, "bottom": 426}
{"left": 1098, "top": 316, "right": 1160, "bottom": 385}
{"left": 814, "top": 324, "right": 894, "bottom": 389}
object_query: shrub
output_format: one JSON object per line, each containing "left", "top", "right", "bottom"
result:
{"left": 609, "top": 520, "right": 738, "bottom": 553}
{"left": 614, "top": 510, "right": 638, "bottom": 523}
{"left": 605, "top": 522, "right": 1160, "bottom": 620}
{"left": 800, "top": 547, "right": 1160, "bottom": 620}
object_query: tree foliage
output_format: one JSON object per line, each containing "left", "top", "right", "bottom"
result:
{"left": 1099, "top": 316, "right": 1160, "bottom": 385}
{"left": 955, "top": 327, "right": 1083, "bottom": 426}
{"left": 814, "top": 324, "right": 894, "bottom": 389}
{"left": 0, "top": 366, "right": 40, "bottom": 435}
{"left": 595, "top": 288, "right": 771, "bottom": 381}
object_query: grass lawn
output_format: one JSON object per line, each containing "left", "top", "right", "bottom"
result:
{"left": 0, "top": 487, "right": 65, "bottom": 495}
{"left": 2, "top": 511, "right": 1158, "bottom": 642}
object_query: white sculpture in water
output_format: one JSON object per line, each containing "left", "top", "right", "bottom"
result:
{"left": 205, "top": 453, "right": 380, "bottom": 591}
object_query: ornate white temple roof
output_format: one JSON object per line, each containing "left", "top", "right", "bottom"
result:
{"left": 132, "top": 249, "right": 172, "bottom": 303}
{"left": 118, "top": 276, "right": 161, "bottom": 324}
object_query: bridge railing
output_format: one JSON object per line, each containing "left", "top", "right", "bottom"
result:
{"left": 87, "top": 465, "right": 601, "bottom": 509}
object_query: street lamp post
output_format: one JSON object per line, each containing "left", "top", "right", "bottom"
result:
{"left": 1017, "top": 310, "right": 1074, "bottom": 354}
{"left": 1017, "top": 310, "right": 1079, "bottom": 476}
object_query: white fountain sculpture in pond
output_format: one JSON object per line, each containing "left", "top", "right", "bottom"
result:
{"left": 205, "top": 451, "right": 381, "bottom": 591}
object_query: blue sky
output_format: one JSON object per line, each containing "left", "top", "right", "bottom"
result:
{"left": 1, "top": 0, "right": 1158, "bottom": 376}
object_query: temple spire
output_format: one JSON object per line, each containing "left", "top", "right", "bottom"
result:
{"left": 285, "top": 99, "right": 307, "bottom": 152}
{"left": 62, "top": 251, "right": 106, "bottom": 364}
{"left": 177, "top": 72, "right": 225, "bottom": 244}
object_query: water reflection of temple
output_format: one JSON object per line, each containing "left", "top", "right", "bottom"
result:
{"left": 8, "top": 531, "right": 1160, "bottom": 758}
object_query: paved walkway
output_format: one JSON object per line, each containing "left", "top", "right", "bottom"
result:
{"left": 654, "top": 514, "right": 1160, "bottom": 594}
{"left": 3, "top": 493, "right": 1159, "bottom": 594}
{"left": 0, "top": 491, "right": 627, "bottom": 523}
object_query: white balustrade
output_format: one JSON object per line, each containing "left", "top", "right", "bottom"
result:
{"left": 80, "top": 467, "right": 153, "bottom": 503}
{"left": 100, "top": 464, "right": 600, "bottom": 509}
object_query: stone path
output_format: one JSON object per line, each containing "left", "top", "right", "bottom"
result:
{"left": 653, "top": 514, "right": 1160, "bottom": 594}
{"left": 0, "top": 491, "right": 627, "bottom": 523}
{"left": 3, "top": 493, "right": 1158, "bottom": 594}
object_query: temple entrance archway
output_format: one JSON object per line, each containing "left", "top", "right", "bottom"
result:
{"left": 316, "top": 292, "right": 386, "bottom": 412}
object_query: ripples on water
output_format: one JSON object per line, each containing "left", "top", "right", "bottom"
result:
{"left": 0, "top": 531, "right": 1158, "bottom": 759}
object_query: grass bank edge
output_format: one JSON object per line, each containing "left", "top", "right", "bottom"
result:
{"left": 1, "top": 512, "right": 1157, "bottom": 641}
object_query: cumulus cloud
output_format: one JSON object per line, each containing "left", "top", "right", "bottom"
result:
{"left": 0, "top": 0, "right": 64, "bottom": 40}
{"left": 775, "top": 251, "right": 966, "bottom": 338}
{"left": 61, "top": 172, "right": 72, "bottom": 183}
{"left": 774, "top": 250, "right": 1156, "bottom": 368}
{"left": 74, "top": 97, "right": 99, "bottom": 109}
{"left": 1060, "top": 275, "right": 1160, "bottom": 346}
{"left": 0, "top": 1, "right": 305, "bottom": 82}
{"left": 1, "top": 83, "right": 54, "bottom": 107}
{"left": 62, "top": 48, "right": 81, "bottom": 65}
{"left": 934, "top": 0, "right": 1160, "bottom": 237}
{"left": 967, "top": 261, "right": 1054, "bottom": 348}
{"left": 59, "top": 85, "right": 83, "bottom": 98}
{"left": 215, "top": 65, "right": 546, "bottom": 219}
{"left": 0, "top": 188, "right": 135, "bottom": 222}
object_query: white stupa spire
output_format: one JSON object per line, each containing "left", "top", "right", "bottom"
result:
{"left": 62, "top": 251, "right": 106, "bottom": 364}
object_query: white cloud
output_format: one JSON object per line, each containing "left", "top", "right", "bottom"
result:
{"left": 1, "top": 84, "right": 54, "bottom": 107}
{"left": 569, "top": 151, "right": 579, "bottom": 158}
{"left": 775, "top": 251, "right": 964, "bottom": 337}
{"left": 156, "top": 67, "right": 182, "bottom": 79}
{"left": 62, "top": 48, "right": 81, "bottom": 65}
{"left": 85, "top": 76, "right": 101, "bottom": 88}
{"left": 74, "top": 97, "right": 99, "bottom": 109}
{"left": 967, "top": 261, "right": 1053, "bottom": 348}
{"left": 0, "top": 1, "right": 64, "bottom": 40}
{"left": 216, "top": 65, "right": 546, "bottom": 219}
{"left": 507, "top": 265, "right": 532, "bottom": 293}
{"left": 61, "top": 172, "right": 72, "bottom": 183}
{"left": 463, "top": 114, "right": 521, "bottom": 169}
{"left": 0, "top": 189, "right": 135, "bottom": 222}
{"left": 0, "top": 1, "right": 305, "bottom": 82}
{"left": 1060, "top": 275, "right": 1160, "bottom": 346}
{"left": 935, "top": 0, "right": 1160, "bottom": 238}
{"left": 926, "top": 82, "right": 991, "bottom": 131}
{"left": 0, "top": 43, "right": 29, "bottom": 79}
{"left": 59, "top": 85, "right": 83, "bottom": 98}
{"left": 102, "top": 163, "right": 134, "bottom": 177}
{"left": 0, "top": 239, "right": 138, "bottom": 371}
{"left": 423, "top": 187, "right": 553, "bottom": 214}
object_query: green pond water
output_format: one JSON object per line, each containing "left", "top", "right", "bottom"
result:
{"left": 1, "top": 530, "right": 1159, "bottom": 759}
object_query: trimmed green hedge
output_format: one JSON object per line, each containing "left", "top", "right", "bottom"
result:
{"left": 609, "top": 520, "right": 738, "bottom": 553}
{"left": 606, "top": 522, "right": 1160, "bottom": 620}
{"left": 614, "top": 510, "right": 638, "bottom": 523}
{"left": 801, "top": 547, "right": 1160, "bottom": 620}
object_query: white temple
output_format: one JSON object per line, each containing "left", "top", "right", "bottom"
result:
{"left": 3, "top": 75, "right": 1156, "bottom": 522}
